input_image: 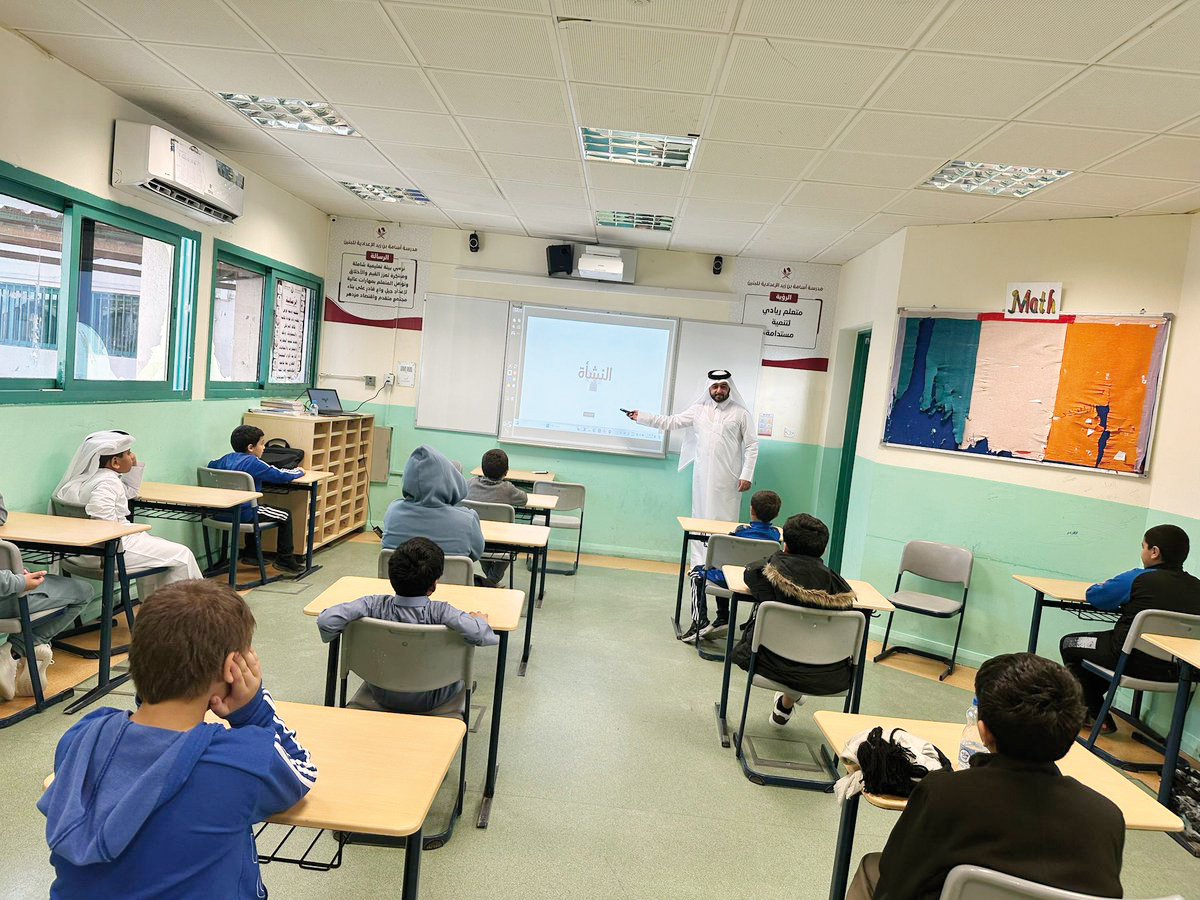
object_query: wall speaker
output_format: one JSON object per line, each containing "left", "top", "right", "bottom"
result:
{"left": 468, "top": 231, "right": 480, "bottom": 252}
{"left": 546, "top": 243, "right": 573, "bottom": 276}
{"left": 712, "top": 255, "right": 723, "bottom": 275}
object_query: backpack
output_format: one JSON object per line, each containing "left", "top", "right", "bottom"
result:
{"left": 261, "top": 438, "right": 304, "bottom": 469}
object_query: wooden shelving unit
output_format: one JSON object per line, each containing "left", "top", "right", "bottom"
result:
{"left": 241, "top": 412, "right": 374, "bottom": 551}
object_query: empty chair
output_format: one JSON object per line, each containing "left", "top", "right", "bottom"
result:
{"left": 874, "top": 541, "right": 974, "bottom": 680}
{"left": 377, "top": 548, "right": 472, "bottom": 587}
{"left": 692, "top": 533, "right": 781, "bottom": 660}
{"left": 939, "top": 864, "right": 1183, "bottom": 900}
{"left": 197, "top": 467, "right": 279, "bottom": 587}
{"left": 534, "top": 481, "right": 585, "bottom": 575}
{"left": 462, "top": 499, "right": 516, "bottom": 587}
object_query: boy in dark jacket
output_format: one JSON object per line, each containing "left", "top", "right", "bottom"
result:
{"left": 1060, "top": 523, "right": 1200, "bottom": 732}
{"left": 848, "top": 653, "right": 1124, "bottom": 900}
{"left": 730, "top": 512, "right": 858, "bottom": 725}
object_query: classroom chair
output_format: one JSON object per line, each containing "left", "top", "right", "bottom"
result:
{"left": 733, "top": 600, "right": 866, "bottom": 790}
{"left": 197, "top": 467, "right": 279, "bottom": 588}
{"left": 461, "top": 499, "right": 517, "bottom": 588}
{"left": 376, "top": 548, "right": 473, "bottom": 586}
{"left": 939, "top": 864, "right": 1183, "bottom": 900}
{"left": 694, "top": 533, "right": 782, "bottom": 661}
{"left": 338, "top": 618, "right": 475, "bottom": 850}
{"left": 0, "top": 540, "right": 78, "bottom": 725}
{"left": 874, "top": 540, "right": 974, "bottom": 681}
{"left": 534, "top": 481, "right": 585, "bottom": 576}
{"left": 1078, "top": 608, "right": 1200, "bottom": 772}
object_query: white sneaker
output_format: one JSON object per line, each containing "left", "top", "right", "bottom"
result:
{"left": 769, "top": 691, "right": 806, "bottom": 726}
{"left": 0, "top": 645, "right": 17, "bottom": 701}
{"left": 15, "top": 645, "right": 53, "bottom": 698}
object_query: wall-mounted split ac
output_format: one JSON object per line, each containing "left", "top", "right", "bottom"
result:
{"left": 111, "top": 121, "right": 246, "bottom": 224}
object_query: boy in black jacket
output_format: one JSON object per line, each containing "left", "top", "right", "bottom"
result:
{"left": 848, "top": 653, "right": 1124, "bottom": 900}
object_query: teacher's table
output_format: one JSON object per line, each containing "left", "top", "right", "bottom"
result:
{"left": 304, "top": 576, "right": 523, "bottom": 829}
{"left": 814, "top": 710, "right": 1183, "bottom": 900}
{"left": 713, "top": 567, "right": 894, "bottom": 747}
{"left": 1011, "top": 574, "right": 1102, "bottom": 654}
{"left": 1141, "top": 633, "right": 1200, "bottom": 812}
{"left": 0, "top": 511, "right": 150, "bottom": 716}
{"left": 259, "top": 469, "right": 335, "bottom": 578}
{"left": 131, "top": 482, "right": 264, "bottom": 589}
{"left": 673, "top": 517, "right": 743, "bottom": 636}
{"left": 481, "top": 520, "right": 550, "bottom": 671}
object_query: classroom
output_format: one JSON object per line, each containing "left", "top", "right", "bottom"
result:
{"left": 1, "top": 1, "right": 1200, "bottom": 898}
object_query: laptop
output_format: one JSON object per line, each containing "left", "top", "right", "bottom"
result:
{"left": 307, "top": 388, "right": 348, "bottom": 416}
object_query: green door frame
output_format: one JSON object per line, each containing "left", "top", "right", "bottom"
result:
{"left": 828, "top": 329, "right": 871, "bottom": 572}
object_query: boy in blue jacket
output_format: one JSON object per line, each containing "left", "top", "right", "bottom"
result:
{"left": 39, "top": 579, "right": 316, "bottom": 899}
{"left": 208, "top": 424, "right": 305, "bottom": 573}
{"left": 1060, "top": 523, "right": 1200, "bottom": 732}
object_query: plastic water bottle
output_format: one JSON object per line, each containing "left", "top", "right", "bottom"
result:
{"left": 958, "top": 698, "right": 988, "bottom": 770}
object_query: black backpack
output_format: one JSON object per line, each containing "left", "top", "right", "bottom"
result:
{"left": 261, "top": 438, "right": 304, "bottom": 469}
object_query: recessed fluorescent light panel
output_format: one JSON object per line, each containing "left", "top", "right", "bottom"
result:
{"left": 596, "top": 210, "right": 674, "bottom": 231}
{"left": 923, "top": 160, "right": 1072, "bottom": 198}
{"left": 217, "top": 93, "right": 357, "bottom": 135}
{"left": 580, "top": 127, "right": 697, "bottom": 169}
{"left": 341, "top": 183, "right": 431, "bottom": 204}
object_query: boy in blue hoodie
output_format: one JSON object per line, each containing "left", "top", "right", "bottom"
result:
{"left": 39, "top": 579, "right": 316, "bottom": 899}
{"left": 382, "top": 444, "right": 485, "bottom": 561}
{"left": 208, "top": 424, "right": 306, "bottom": 574}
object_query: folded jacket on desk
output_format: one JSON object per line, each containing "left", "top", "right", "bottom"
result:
{"left": 833, "top": 726, "right": 952, "bottom": 802}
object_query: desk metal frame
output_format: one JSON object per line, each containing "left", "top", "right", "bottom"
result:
{"left": 129, "top": 497, "right": 265, "bottom": 589}
{"left": 260, "top": 477, "right": 326, "bottom": 579}
{"left": 674, "top": 526, "right": 714, "bottom": 637}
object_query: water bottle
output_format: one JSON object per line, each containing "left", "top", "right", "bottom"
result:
{"left": 958, "top": 697, "right": 988, "bottom": 769}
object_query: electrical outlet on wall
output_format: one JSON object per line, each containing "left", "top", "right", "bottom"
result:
{"left": 364, "top": 375, "right": 376, "bottom": 388}
{"left": 784, "top": 427, "right": 796, "bottom": 439}
{"left": 384, "top": 374, "right": 395, "bottom": 387}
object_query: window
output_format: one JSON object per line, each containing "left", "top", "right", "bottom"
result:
{"left": 0, "top": 193, "right": 63, "bottom": 381}
{"left": 210, "top": 259, "right": 265, "bottom": 383}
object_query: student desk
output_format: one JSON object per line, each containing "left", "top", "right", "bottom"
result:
{"left": 1141, "top": 633, "right": 1200, "bottom": 810}
{"left": 0, "top": 512, "right": 149, "bottom": 716}
{"left": 1011, "top": 574, "right": 1099, "bottom": 654}
{"left": 469, "top": 466, "right": 556, "bottom": 485}
{"left": 304, "top": 576, "right": 523, "bottom": 830}
{"left": 673, "top": 517, "right": 743, "bottom": 636}
{"left": 519, "top": 492, "right": 558, "bottom": 526}
{"left": 131, "top": 482, "right": 263, "bottom": 588}
{"left": 259, "top": 469, "right": 335, "bottom": 577}
{"left": 813, "top": 710, "right": 1184, "bottom": 900}
{"left": 480, "top": 520, "right": 550, "bottom": 671}
{"left": 712, "top": 567, "right": 893, "bottom": 747}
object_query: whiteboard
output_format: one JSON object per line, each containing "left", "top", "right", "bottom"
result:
{"left": 667, "top": 321, "right": 765, "bottom": 454}
{"left": 415, "top": 293, "right": 510, "bottom": 434}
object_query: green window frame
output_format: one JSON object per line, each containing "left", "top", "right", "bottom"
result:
{"left": 0, "top": 161, "right": 199, "bottom": 405}
{"left": 205, "top": 240, "right": 322, "bottom": 399}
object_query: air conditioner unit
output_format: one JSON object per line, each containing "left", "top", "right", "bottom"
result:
{"left": 575, "top": 245, "right": 637, "bottom": 283}
{"left": 111, "top": 121, "right": 245, "bottom": 224}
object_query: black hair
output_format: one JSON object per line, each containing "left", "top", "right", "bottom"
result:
{"left": 782, "top": 513, "right": 828, "bottom": 556}
{"left": 975, "top": 653, "right": 1085, "bottom": 763}
{"left": 1144, "top": 523, "right": 1189, "bottom": 567}
{"left": 481, "top": 448, "right": 509, "bottom": 480}
{"left": 231, "top": 424, "right": 265, "bottom": 453}
{"left": 750, "top": 490, "right": 781, "bottom": 524}
{"left": 388, "top": 537, "right": 445, "bottom": 596}
{"left": 98, "top": 453, "right": 123, "bottom": 469}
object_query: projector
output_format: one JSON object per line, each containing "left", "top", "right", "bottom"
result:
{"left": 576, "top": 246, "right": 625, "bottom": 282}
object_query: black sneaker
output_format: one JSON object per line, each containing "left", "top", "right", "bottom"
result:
{"left": 274, "top": 555, "right": 305, "bottom": 574}
{"left": 679, "top": 619, "right": 708, "bottom": 644}
{"left": 699, "top": 615, "right": 729, "bottom": 640}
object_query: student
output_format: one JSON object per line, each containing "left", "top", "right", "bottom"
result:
{"left": 680, "top": 489, "right": 782, "bottom": 644}
{"left": 38, "top": 580, "right": 316, "bottom": 898}
{"left": 207, "top": 424, "right": 305, "bottom": 574}
{"left": 1060, "top": 523, "right": 1200, "bottom": 733}
{"left": 847, "top": 653, "right": 1124, "bottom": 900}
{"left": 0, "top": 493, "right": 94, "bottom": 700}
{"left": 466, "top": 448, "right": 528, "bottom": 584}
{"left": 317, "top": 537, "right": 497, "bottom": 712}
{"left": 52, "top": 431, "right": 203, "bottom": 597}
{"left": 730, "top": 513, "right": 857, "bottom": 725}
{"left": 382, "top": 444, "right": 485, "bottom": 561}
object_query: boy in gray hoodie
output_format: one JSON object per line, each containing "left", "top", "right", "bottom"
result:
{"left": 382, "top": 445, "right": 485, "bottom": 560}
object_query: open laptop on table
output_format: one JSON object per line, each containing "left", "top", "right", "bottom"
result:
{"left": 307, "top": 388, "right": 360, "bottom": 417}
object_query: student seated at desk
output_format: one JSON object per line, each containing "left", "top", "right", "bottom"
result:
{"left": 382, "top": 445, "right": 484, "bottom": 561}
{"left": 38, "top": 580, "right": 316, "bottom": 899}
{"left": 680, "top": 489, "right": 781, "bottom": 644}
{"left": 466, "top": 448, "right": 527, "bottom": 585}
{"left": 316, "top": 537, "right": 497, "bottom": 712}
{"left": 52, "top": 431, "right": 202, "bottom": 597}
{"left": 208, "top": 424, "right": 305, "bottom": 574}
{"left": 847, "top": 653, "right": 1124, "bottom": 900}
{"left": 730, "top": 513, "right": 857, "bottom": 726}
{"left": 1060, "top": 523, "right": 1200, "bottom": 734}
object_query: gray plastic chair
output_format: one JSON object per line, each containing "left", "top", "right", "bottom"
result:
{"left": 939, "top": 864, "right": 1182, "bottom": 900}
{"left": 534, "top": 481, "right": 585, "bottom": 575}
{"left": 694, "top": 534, "right": 781, "bottom": 660}
{"left": 462, "top": 499, "right": 517, "bottom": 587}
{"left": 338, "top": 618, "right": 475, "bottom": 849}
{"left": 733, "top": 600, "right": 866, "bottom": 790}
{"left": 1080, "top": 608, "right": 1200, "bottom": 771}
{"left": 874, "top": 540, "right": 974, "bottom": 680}
{"left": 197, "top": 467, "right": 279, "bottom": 585}
{"left": 376, "top": 548, "right": 473, "bottom": 587}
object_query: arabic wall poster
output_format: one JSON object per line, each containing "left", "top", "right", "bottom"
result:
{"left": 734, "top": 257, "right": 839, "bottom": 371}
{"left": 883, "top": 310, "right": 1171, "bottom": 475}
{"left": 324, "top": 218, "right": 432, "bottom": 330}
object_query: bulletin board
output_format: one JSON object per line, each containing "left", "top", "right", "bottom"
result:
{"left": 882, "top": 310, "right": 1172, "bottom": 476}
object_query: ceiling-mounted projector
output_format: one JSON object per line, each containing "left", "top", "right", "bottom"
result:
{"left": 575, "top": 245, "right": 636, "bottom": 283}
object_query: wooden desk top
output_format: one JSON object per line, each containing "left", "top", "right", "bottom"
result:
{"left": 522, "top": 493, "right": 560, "bottom": 511}
{"left": 470, "top": 467, "right": 556, "bottom": 483}
{"left": 291, "top": 469, "right": 335, "bottom": 485}
{"left": 813, "top": 711, "right": 1183, "bottom": 832}
{"left": 678, "top": 516, "right": 744, "bottom": 535}
{"left": 0, "top": 511, "right": 150, "bottom": 548}
{"left": 1143, "top": 633, "right": 1200, "bottom": 668}
{"left": 1011, "top": 574, "right": 1091, "bottom": 604}
{"left": 481, "top": 520, "right": 550, "bottom": 548}
{"left": 721, "top": 566, "right": 895, "bottom": 613}
{"left": 302, "top": 576, "right": 523, "bottom": 632}
{"left": 137, "top": 481, "right": 262, "bottom": 510}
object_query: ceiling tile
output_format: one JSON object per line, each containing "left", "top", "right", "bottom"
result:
{"left": 484, "top": 154, "right": 584, "bottom": 186}
{"left": 670, "top": 237, "right": 749, "bottom": 254}
{"left": 688, "top": 172, "right": 793, "bottom": 203}
{"left": 339, "top": 107, "right": 468, "bottom": 148}
{"left": 670, "top": 218, "right": 761, "bottom": 241}
{"left": 590, "top": 190, "right": 681, "bottom": 215}
{"left": 1023, "top": 67, "right": 1200, "bottom": 132}
{"left": 1126, "top": 186, "right": 1200, "bottom": 214}
{"left": 391, "top": 0, "right": 549, "bottom": 13}
{"left": 459, "top": 119, "right": 580, "bottom": 159}
{"left": 736, "top": 0, "right": 945, "bottom": 46}
{"left": 872, "top": 53, "right": 1078, "bottom": 118}
{"left": 183, "top": 122, "right": 291, "bottom": 155}
{"left": 86, "top": 0, "right": 266, "bottom": 47}
{"left": 375, "top": 143, "right": 487, "bottom": 176}
{"left": 143, "top": 43, "right": 315, "bottom": 94}
{"left": 681, "top": 198, "right": 776, "bottom": 222}
{"left": 287, "top": 58, "right": 444, "bottom": 112}
{"left": 227, "top": 0, "right": 414, "bottom": 62}
{"left": 0, "top": 0, "right": 122, "bottom": 36}
{"left": 806, "top": 151, "right": 943, "bottom": 189}
{"left": 224, "top": 150, "right": 327, "bottom": 184}
{"left": 426, "top": 195, "right": 514, "bottom": 216}
{"left": 595, "top": 226, "right": 673, "bottom": 249}
{"left": 1031, "top": 172, "right": 1192, "bottom": 208}
{"left": 572, "top": 84, "right": 709, "bottom": 135}
{"left": 286, "top": 181, "right": 380, "bottom": 217}
{"left": 268, "top": 131, "right": 391, "bottom": 165}
{"left": 564, "top": 21, "right": 724, "bottom": 92}
{"left": 883, "top": 189, "right": 1016, "bottom": 220}
{"left": 502, "top": 181, "right": 589, "bottom": 207}
{"left": 510, "top": 203, "right": 594, "bottom": 230}
{"left": 706, "top": 98, "right": 855, "bottom": 148}
{"left": 27, "top": 34, "right": 195, "bottom": 87}
{"left": 320, "top": 161, "right": 412, "bottom": 188}
{"left": 754, "top": 224, "right": 849, "bottom": 245}
{"left": 555, "top": 0, "right": 735, "bottom": 29}
{"left": 743, "top": 235, "right": 841, "bottom": 262}
{"left": 102, "top": 84, "right": 252, "bottom": 129}
{"left": 768, "top": 207, "right": 872, "bottom": 229}
{"left": 720, "top": 37, "right": 900, "bottom": 106}
{"left": 389, "top": 6, "right": 560, "bottom": 78}
{"left": 962, "top": 122, "right": 1149, "bottom": 171}
{"left": 812, "top": 230, "right": 889, "bottom": 263}
{"left": 585, "top": 164, "right": 688, "bottom": 195}
{"left": 1090, "top": 135, "right": 1200, "bottom": 182}
{"left": 784, "top": 182, "right": 904, "bottom": 210}
{"left": 983, "top": 200, "right": 1124, "bottom": 222}
{"left": 1103, "top": 1, "right": 1200, "bottom": 72}
{"left": 444, "top": 211, "right": 527, "bottom": 233}
{"left": 365, "top": 202, "right": 457, "bottom": 227}
{"left": 858, "top": 212, "right": 957, "bottom": 233}
{"left": 431, "top": 71, "right": 571, "bottom": 124}
{"left": 407, "top": 172, "right": 501, "bottom": 199}
{"left": 835, "top": 111, "right": 999, "bottom": 159}
{"left": 693, "top": 141, "right": 817, "bottom": 179}
{"left": 1174, "top": 116, "right": 1200, "bottom": 137}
